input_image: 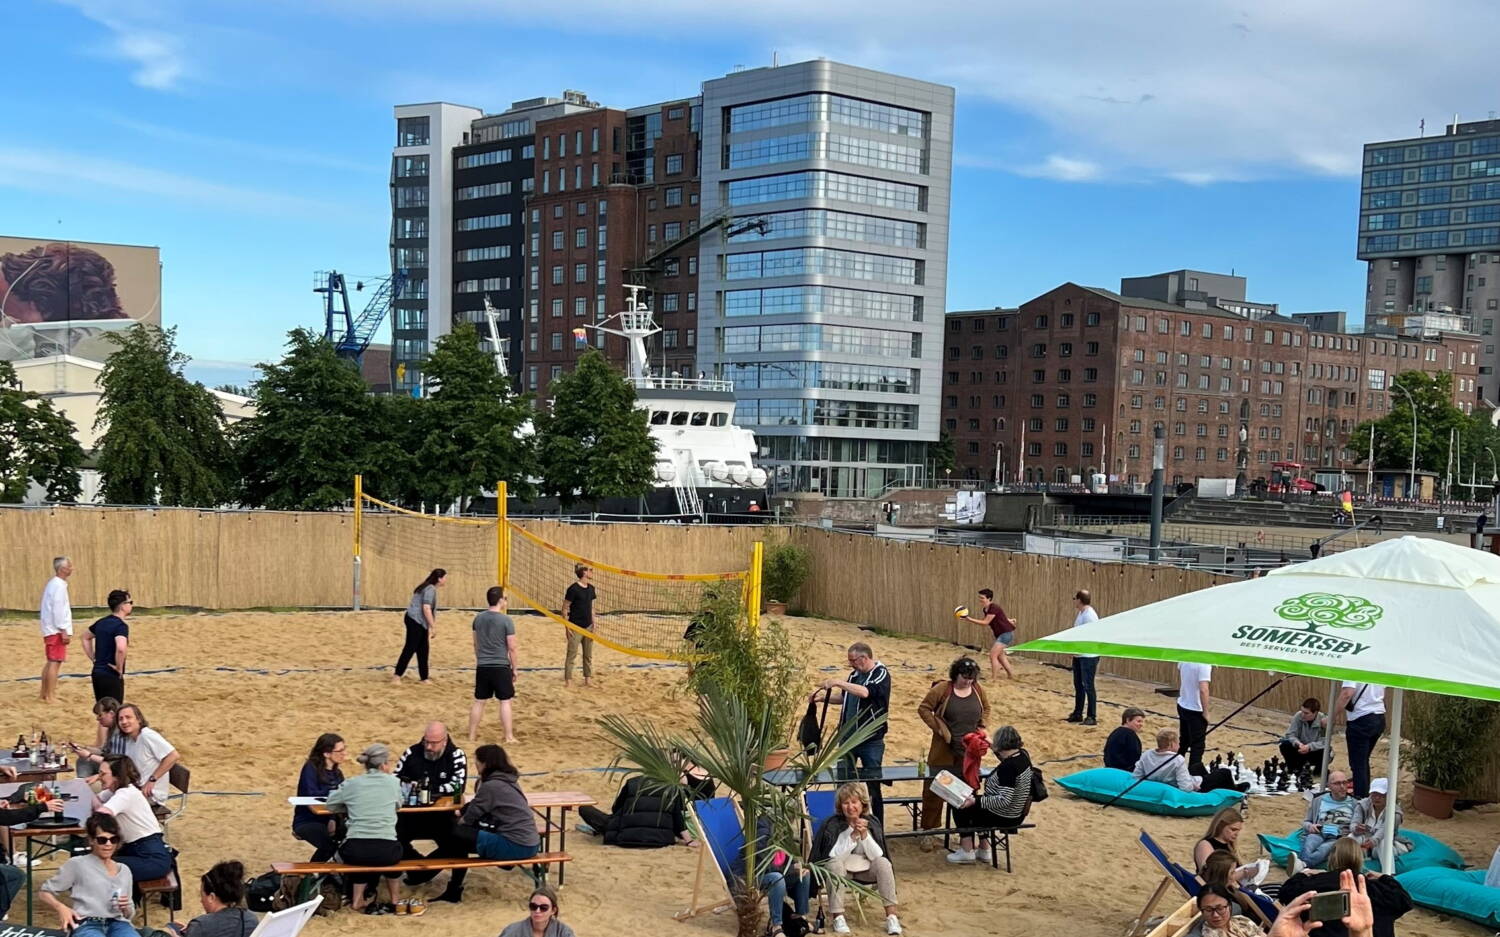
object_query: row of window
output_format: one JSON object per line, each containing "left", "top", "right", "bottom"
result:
{"left": 1366, "top": 205, "right": 1500, "bottom": 229}
{"left": 737, "top": 398, "right": 919, "bottom": 429}
{"left": 456, "top": 213, "right": 514, "bottom": 231}
{"left": 727, "top": 208, "right": 924, "bottom": 249}
{"left": 457, "top": 181, "right": 513, "bottom": 200}
{"left": 455, "top": 149, "right": 514, "bottom": 169}
{"left": 1368, "top": 137, "right": 1500, "bottom": 165}
{"left": 726, "top": 170, "right": 925, "bottom": 212}
{"left": 456, "top": 277, "right": 511, "bottom": 293}
{"left": 731, "top": 361, "right": 918, "bottom": 394}
{"left": 725, "top": 132, "right": 927, "bottom": 174}
{"left": 728, "top": 93, "right": 928, "bottom": 139}
{"left": 1365, "top": 227, "right": 1500, "bottom": 253}
{"left": 456, "top": 245, "right": 512, "bottom": 262}
{"left": 720, "top": 323, "right": 919, "bottom": 357}
{"left": 724, "top": 285, "right": 921, "bottom": 322}
{"left": 724, "top": 247, "right": 922, "bottom": 285}
{"left": 393, "top": 155, "right": 428, "bottom": 178}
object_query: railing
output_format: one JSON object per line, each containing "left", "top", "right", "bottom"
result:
{"left": 631, "top": 375, "right": 734, "bottom": 393}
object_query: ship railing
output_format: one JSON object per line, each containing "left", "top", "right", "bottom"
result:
{"left": 630, "top": 375, "right": 734, "bottom": 393}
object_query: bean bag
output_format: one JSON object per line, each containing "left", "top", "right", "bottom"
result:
{"left": 1255, "top": 828, "right": 1463, "bottom": 875}
{"left": 1053, "top": 767, "right": 1244, "bottom": 817}
{"left": 1395, "top": 867, "right": 1500, "bottom": 928}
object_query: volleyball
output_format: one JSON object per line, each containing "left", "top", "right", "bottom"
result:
{"left": 954, "top": 605, "right": 970, "bottom": 619}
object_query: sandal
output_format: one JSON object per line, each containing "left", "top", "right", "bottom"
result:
{"left": 406, "top": 899, "right": 427, "bottom": 916}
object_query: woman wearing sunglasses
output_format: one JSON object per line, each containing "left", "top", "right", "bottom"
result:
{"left": 498, "top": 886, "right": 575, "bottom": 937}
{"left": 39, "top": 813, "right": 137, "bottom": 937}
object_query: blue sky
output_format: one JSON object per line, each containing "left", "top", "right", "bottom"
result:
{"left": 8, "top": 0, "right": 1499, "bottom": 387}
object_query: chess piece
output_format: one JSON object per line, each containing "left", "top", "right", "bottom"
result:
{"left": 1277, "top": 769, "right": 1291, "bottom": 792}
{"left": 1254, "top": 767, "right": 1262, "bottom": 787}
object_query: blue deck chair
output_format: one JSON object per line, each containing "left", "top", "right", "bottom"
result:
{"left": 804, "top": 790, "right": 837, "bottom": 836}
{"left": 678, "top": 797, "right": 745, "bottom": 920}
{"left": 1129, "top": 829, "right": 1201, "bottom": 937}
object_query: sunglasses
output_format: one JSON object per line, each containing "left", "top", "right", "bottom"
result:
{"left": 93, "top": 835, "right": 120, "bottom": 845}
{"left": 529, "top": 903, "right": 553, "bottom": 912}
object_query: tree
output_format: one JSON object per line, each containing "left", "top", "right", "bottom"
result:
{"left": 1352, "top": 371, "right": 1468, "bottom": 486}
{"left": 417, "top": 323, "right": 536, "bottom": 510}
{"left": 931, "top": 430, "right": 956, "bottom": 477}
{"left": 94, "top": 325, "right": 234, "bottom": 506}
{"left": 0, "top": 360, "right": 84, "bottom": 503}
{"left": 534, "top": 350, "right": 656, "bottom": 507}
{"left": 214, "top": 383, "right": 252, "bottom": 397}
{"left": 233, "top": 329, "right": 376, "bottom": 510}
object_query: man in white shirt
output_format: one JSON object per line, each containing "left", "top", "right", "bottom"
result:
{"left": 1065, "top": 590, "right": 1101, "bottom": 726}
{"left": 38, "top": 555, "right": 74, "bottom": 703}
{"left": 1176, "top": 661, "right": 1212, "bottom": 773}
{"left": 1336, "top": 681, "right": 1386, "bottom": 798}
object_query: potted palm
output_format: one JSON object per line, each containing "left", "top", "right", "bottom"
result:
{"left": 762, "top": 542, "right": 811, "bottom": 616}
{"left": 1402, "top": 694, "right": 1500, "bottom": 819}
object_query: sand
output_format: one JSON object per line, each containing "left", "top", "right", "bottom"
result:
{"left": 3, "top": 609, "right": 1496, "bottom": 937}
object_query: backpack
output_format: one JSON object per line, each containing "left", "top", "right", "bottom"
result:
{"left": 245, "top": 871, "right": 281, "bottom": 912}
{"left": 1029, "top": 763, "right": 1049, "bottom": 803}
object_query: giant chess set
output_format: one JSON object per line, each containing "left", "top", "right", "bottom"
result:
{"left": 1211, "top": 752, "right": 1319, "bottom": 796}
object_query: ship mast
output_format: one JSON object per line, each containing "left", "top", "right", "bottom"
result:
{"left": 586, "top": 285, "right": 661, "bottom": 384}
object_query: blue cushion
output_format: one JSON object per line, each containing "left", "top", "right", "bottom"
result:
{"left": 1255, "top": 828, "right": 1464, "bottom": 875}
{"left": 1053, "top": 767, "right": 1244, "bottom": 817}
{"left": 1395, "top": 868, "right": 1500, "bottom": 928}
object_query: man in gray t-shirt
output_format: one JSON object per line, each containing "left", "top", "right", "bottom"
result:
{"left": 468, "top": 586, "right": 518, "bottom": 743}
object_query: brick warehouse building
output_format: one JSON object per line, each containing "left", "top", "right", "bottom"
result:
{"left": 943, "top": 282, "right": 1479, "bottom": 487}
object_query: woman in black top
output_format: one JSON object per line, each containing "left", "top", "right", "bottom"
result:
{"left": 947, "top": 725, "right": 1036, "bottom": 864}
{"left": 1193, "top": 807, "right": 1254, "bottom": 880}
{"left": 292, "top": 733, "right": 347, "bottom": 861}
{"left": 1282, "top": 837, "right": 1411, "bottom": 937}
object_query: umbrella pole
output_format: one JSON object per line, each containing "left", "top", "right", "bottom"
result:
{"left": 1318, "top": 679, "right": 1340, "bottom": 792}
{"left": 1380, "top": 688, "right": 1404, "bottom": 873}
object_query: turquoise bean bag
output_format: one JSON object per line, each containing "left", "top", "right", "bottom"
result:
{"left": 1053, "top": 767, "right": 1244, "bottom": 817}
{"left": 1395, "top": 867, "right": 1500, "bottom": 928}
{"left": 1254, "top": 828, "right": 1463, "bottom": 875}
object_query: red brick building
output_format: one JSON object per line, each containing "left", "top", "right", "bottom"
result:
{"left": 524, "top": 100, "right": 701, "bottom": 396}
{"left": 944, "top": 283, "right": 1479, "bottom": 487}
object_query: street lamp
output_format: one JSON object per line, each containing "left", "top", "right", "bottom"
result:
{"left": 1389, "top": 381, "right": 1418, "bottom": 497}
{"left": 1149, "top": 425, "right": 1165, "bottom": 562}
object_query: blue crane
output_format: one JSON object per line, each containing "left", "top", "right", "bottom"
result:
{"left": 316, "top": 269, "right": 408, "bottom": 361}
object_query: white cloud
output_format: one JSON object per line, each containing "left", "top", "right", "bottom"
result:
{"left": 52, "top": 0, "right": 189, "bottom": 90}
{"left": 0, "top": 145, "right": 342, "bottom": 217}
{"left": 1016, "top": 155, "right": 1103, "bottom": 183}
{"left": 311, "top": 0, "right": 1500, "bottom": 184}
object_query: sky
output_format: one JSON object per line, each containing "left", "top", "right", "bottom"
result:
{"left": 8, "top": 0, "right": 1500, "bottom": 387}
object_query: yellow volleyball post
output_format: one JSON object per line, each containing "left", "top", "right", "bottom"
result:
{"left": 748, "top": 540, "right": 763, "bottom": 636}
{"left": 352, "top": 474, "right": 364, "bottom": 611}
{"left": 496, "top": 480, "right": 510, "bottom": 588}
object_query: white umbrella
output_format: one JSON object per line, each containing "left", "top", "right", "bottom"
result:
{"left": 1016, "top": 536, "right": 1500, "bottom": 870}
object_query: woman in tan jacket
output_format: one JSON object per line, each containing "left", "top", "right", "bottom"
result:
{"left": 916, "top": 657, "right": 990, "bottom": 846}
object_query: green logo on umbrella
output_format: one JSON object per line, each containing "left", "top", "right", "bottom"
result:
{"left": 1274, "top": 592, "right": 1383, "bottom": 633}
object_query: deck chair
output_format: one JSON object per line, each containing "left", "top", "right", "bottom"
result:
{"left": 246, "top": 895, "right": 322, "bottom": 937}
{"left": 677, "top": 797, "right": 744, "bottom": 921}
{"left": 1143, "top": 897, "right": 1199, "bottom": 937}
{"left": 158, "top": 763, "right": 191, "bottom": 835}
{"left": 1128, "top": 829, "right": 1201, "bottom": 937}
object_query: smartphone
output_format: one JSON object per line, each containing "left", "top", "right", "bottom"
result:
{"left": 1307, "top": 890, "right": 1350, "bottom": 922}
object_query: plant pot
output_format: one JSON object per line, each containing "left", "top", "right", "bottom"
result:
{"left": 1411, "top": 780, "right": 1459, "bottom": 819}
{"left": 763, "top": 747, "right": 793, "bottom": 770}
{"left": 764, "top": 600, "right": 787, "bottom": 616}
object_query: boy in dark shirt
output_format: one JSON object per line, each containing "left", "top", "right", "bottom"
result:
{"left": 83, "top": 590, "right": 132, "bottom": 702}
{"left": 562, "top": 564, "right": 596, "bottom": 687}
{"left": 1104, "top": 707, "right": 1145, "bottom": 771}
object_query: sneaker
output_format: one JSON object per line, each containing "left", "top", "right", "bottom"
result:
{"left": 1082, "top": 717, "right": 1097, "bottom": 726}
{"left": 886, "top": 915, "right": 903, "bottom": 935}
{"left": 1286, "top": 853, "right": 1305, "bottom": 876}
{"left": 832, "top": 914, "right": 851, "bottom": 935}
{"left": 574, "top": 822, "right": 597, "bottom": 836}
{"left": 975, "top": 842, "right": 994, "bottom": 863}
{"left": 1064, "top": 713, "right": 1083, "bottom": 723}
{"left": 363, "top": 903, "right": 393, "bottom": 916}
{"left": 406, "top": 899, "right": 427, "bottom": 917}
{"left": 946, "top": 848, "right": 977, "bottom": 864}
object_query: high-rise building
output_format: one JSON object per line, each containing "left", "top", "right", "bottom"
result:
{"left": 696, "top": 60, "right": 955, "bottom": 497}
{"left": 1358, "top": 118, "right": 1500, "bottom": 399}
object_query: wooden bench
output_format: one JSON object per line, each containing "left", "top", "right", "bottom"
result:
{"left": 885, "top": 822, "right": 1036, "bottom": 872}
{"left": 137, "top": 871, "right": 180, "bottom": 927}
{"left": 271, "top": 853, "right": 572, "bottom": 890}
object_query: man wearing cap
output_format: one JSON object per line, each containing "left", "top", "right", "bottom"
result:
{"left": 1353, "top": 778, "right": 1410, "bottom": 856}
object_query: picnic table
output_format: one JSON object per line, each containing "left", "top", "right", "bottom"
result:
{"left": 0, "top": 755, "right": 72, "bottom": 784}
{"left": 4, "top": 778, "right": 92, "bottom": 926}
{"left": 297, "top": 790, "right": 596, "bottom": 885}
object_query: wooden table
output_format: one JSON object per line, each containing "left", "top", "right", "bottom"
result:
{"left": 5, "top": 778, "right": 92, "bottom": 926}
{"left": 0, "top": 756, "right": 72, "bottom": 784}
{"left": 299, "top": 790, "right": 596, "bottom": 885}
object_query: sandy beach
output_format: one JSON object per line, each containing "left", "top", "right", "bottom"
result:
{"left": 4, "top": 608, "right": 1496, "bottom": 937}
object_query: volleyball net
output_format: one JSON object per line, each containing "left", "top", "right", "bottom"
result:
{"left": 353, "top": 477, "right": 760, "bottom": 660}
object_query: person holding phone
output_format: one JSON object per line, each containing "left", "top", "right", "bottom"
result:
{"left": 1281, "top": 837, "right": 1411, "bottom": 937}
{"left": 1271, "top": 870, "right": 1377, "bottom": 937}
{"left": 38, "top": 813, "right": 137, "bottom": 937}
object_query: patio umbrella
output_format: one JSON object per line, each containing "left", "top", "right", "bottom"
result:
{"left": 1015, "top": 536, "right": 1500, "bottom": 870}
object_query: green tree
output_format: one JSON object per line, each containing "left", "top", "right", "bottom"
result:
{"left": 0, "top": 360, "right": 84, "bottom": 503}
{"left": 534, "top": 350, "right": 656, "bottom": 507}
{"left": 931, "top": 430, "right": 956, "bottom": 476}
{"left": 363, "top": 392, "right": 427, "bottom": 506}
{"left": 418, "top": 323, "right": 536, "bottom": 510}
{"left": 233, "top": 329, "right": 375, "bottom": 510}
{"left": 94, "top": 325, "right": 234, "bottom": 506}
{"left": 1352, "top": 371, "right": 1469, "bottom": 483}
{"left": 214, "top": 383, "right": 252, "bottom": 397}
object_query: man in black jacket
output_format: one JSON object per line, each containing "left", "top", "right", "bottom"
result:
{"left": 1, "top": 780, "right": 58, "bottom": 917}
{"left": 577, "top": 760, "right": 715, "bottom": 848}
{"left": 1104, "top": 708, "right": 1146, "bottom": 771}
{"left": 394, "top": 722, "right": 468, "bottom": 883}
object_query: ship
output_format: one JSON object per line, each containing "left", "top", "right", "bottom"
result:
{"left": 487, "top": 287, "right": 769, "bottom": 520}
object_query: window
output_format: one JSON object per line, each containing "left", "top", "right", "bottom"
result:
{"left": 574, "top": 263, "right": 587, "bottom": 283}
{"left": 551, "top": 230, "right": 564, "bottom": 251}
{"left": 665, "top": 154, "right": 684, "bottom": 174}
{"left": 549, "top": 332, "right": 562, "bottom": 351}
{"left": 550, "top": 265, "right": 563, "bottom": 285}
{"left": 665, "top": 186, "right": 683, "bottom": 207}
{"left": 396, "top": 116, "right": 429, "bottom": 147}
{"left": 575, "top": 227, "right": 588, "bottom": 248}
{"left": 394, "top": 155, "right": 429, "bottom": 176}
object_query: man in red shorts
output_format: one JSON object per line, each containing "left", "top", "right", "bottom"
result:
{"left": 39, "top": 555, "right": 74, "bottom": 702}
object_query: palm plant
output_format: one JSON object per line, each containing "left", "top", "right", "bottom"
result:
{"left": 599, "top": 688, "right": 884, "bottom": 937}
